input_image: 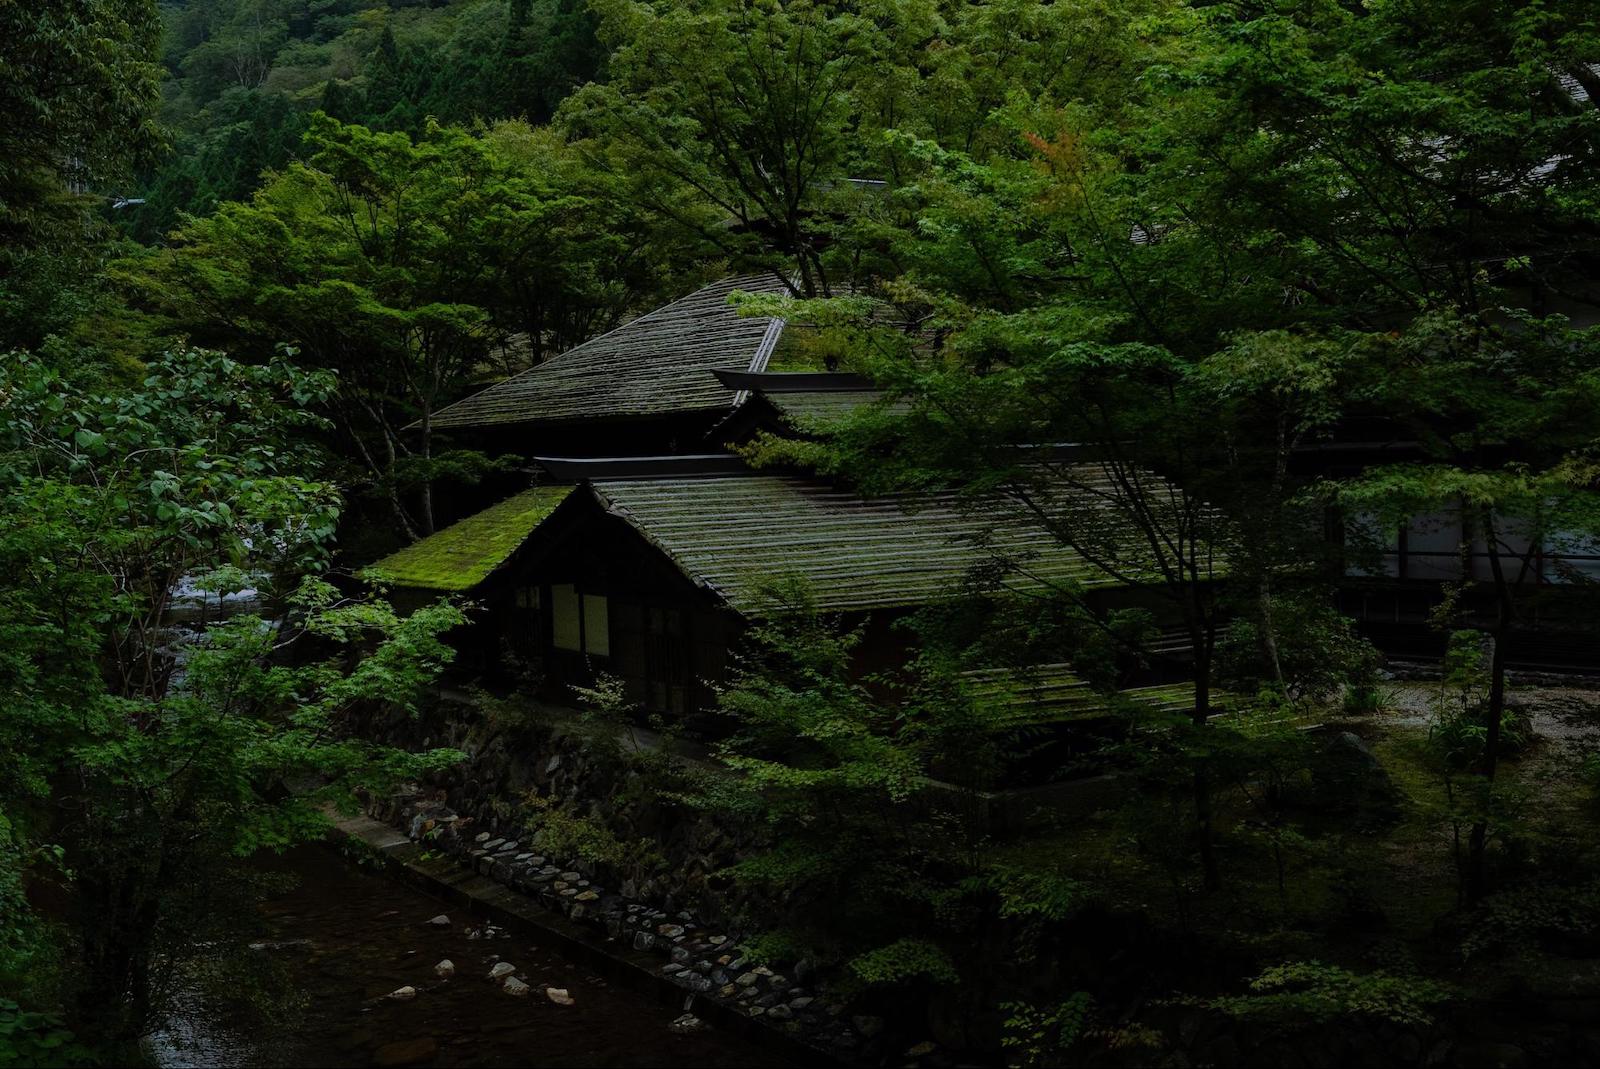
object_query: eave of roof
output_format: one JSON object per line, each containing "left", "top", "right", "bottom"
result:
{"left": 362, "top": 485, "right": 574, "bottom": 592}
{"left": 533, "top": 454, "right": 750, "bottom": 481}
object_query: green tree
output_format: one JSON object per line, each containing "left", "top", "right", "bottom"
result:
{"left": 1129, "top": 0, "right": 1600, "bottom": 901}
{"left": 0, "top": 346, "right": 464, "bottom": 1047}
{"left": 695, "top": 585, "right": 970, "bottom": 985}
{"left": 0, "top": 0, "right": 164, "bottom": 350}
{"left": 124, "top": 115, "right": 677, "bottom": 536}
{"left": 561, "top": 0, "right": 879, "bottom": 294}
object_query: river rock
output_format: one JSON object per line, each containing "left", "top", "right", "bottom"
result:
{"left": 425, "top": 914, "right": 450, "bottom": 927}
{"left": 503, "top": 977, "right": 530, "bottom": 997}
{"left": 546, "top": 987, "right": 575, "bottom": 1006}
{"left": 488, "top": 962, "right": 516, "bottom": 981}
{"left": 373, "top": 1037, "right": 439, "bottom": 1067}
{"left": 434, "top": 959, "right": 455, "bottom": 978}
{"left": 386, "top": 986, "right": 417, "bottom": 1001}
{"left": 669, "top": 1014, "right": 708, "bottom": 1035}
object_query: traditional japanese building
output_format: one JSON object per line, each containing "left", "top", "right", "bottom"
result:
{"left": 367, "top": 275, "right": 1214, "bottom": 727}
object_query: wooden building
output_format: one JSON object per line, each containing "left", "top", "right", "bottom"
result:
{"left": 367, "top": 275, "right": 1215, "bottom": 730}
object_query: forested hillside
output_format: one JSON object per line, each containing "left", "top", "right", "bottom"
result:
{"left": 5, "top": 1, "right": 1600, "bottom": 1066}
{"left": 127, "top": 0, "right": 602, "bottom": 240}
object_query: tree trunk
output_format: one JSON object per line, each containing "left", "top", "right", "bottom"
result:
{"left": 74, "top": 858, "right": 160, "bottom": 1046}
{"left": 1192, "top": 644, "right": 1221, "bottom": 892}
{"left": 1257, "top": 573, "right": 1286, "bottom": 691}
{"left": 1467, "top": 509, "right": 1513, "bottom": 903}
{"left": 418, "top": 406, "right": 435, "bottom": 536}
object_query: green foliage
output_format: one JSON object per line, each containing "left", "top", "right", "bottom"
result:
{"left": 0, "top": 817, "right": 60, "bottom": 1009}
{"left": 1202, "top": 961, "right": 1454, "bottom": 1028}
{"left": 695, "top": 582, "right": 977, "bottom": 979}
{"left": 1001, "top": 992, "right": 1093, "bottom": 1069}
{"left": 846, "top": 938, "right": 958, "bottom": 987}
{"left": 1218, "top": 595, "right": 1381, "bottom": 708}
{"left": 125, "top": 0, "right": 603, "bottom": 240}
{"left": 0, "top": 999, "right": 98, "bottom": 1069}
{"left": 0, "top": 1, "right": 163, "bottom": 353}
{"left": 1428, "top": 632, "right": 1531, "bottom": 768}
{"left": 979, "top": 866, "right": 1092, "bottom": 924}
{"left": 0, "top": 343, "right": 465, "bottom": 1043}
{"left": 0, "top": 0, "right": 162, "bottom": 245}
{"left": 124, "top": 114, "right": 686, "bottom": 536}
{"left": 518, "top": 793, "right": 662, "bottom": 872}
{"left": 1459, "top": 881, "right": 1600, "bottom": 961}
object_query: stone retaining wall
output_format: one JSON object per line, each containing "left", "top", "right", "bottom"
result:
{"left": 362, "top": 696, "right": 886, "bottom": 1061}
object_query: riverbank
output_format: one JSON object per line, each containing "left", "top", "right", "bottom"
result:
{"left": 146, "top": 840, "right": 794, "bottom": 1067}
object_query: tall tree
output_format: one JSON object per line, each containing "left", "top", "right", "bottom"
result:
{"left": 123, "top": 116, "right": 679, "bottom": 537}
{"left": 0, "top": 0, "right": 163, "bottom": 349}
{"left": 0, "top": 345, "right": 464, "bottom": 1047}
{"left": 560, "top": 0, "right": 878, "bottom": 294}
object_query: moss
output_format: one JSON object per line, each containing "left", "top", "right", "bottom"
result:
{"left": 362, "top": 486, "right": 572, "bottom": 592}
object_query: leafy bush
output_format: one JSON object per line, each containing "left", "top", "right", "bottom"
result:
{"left": 1460, "top": 881, "right": 1600, "bottom": 960}
{"left": 1001, "top": 992, "right": 1093, "bottom": 1068}
{"left": 518, "top": 792, "right": 662, "bottom": 872}
{"left": 1201, "top": 961, "right": 1453, "bottom": 1027}
{"left": 1218, "top": 595, "right": 1382, "bottom": 707}
{"left": 1582, "top": 750, "right": 1600, "bottom": 799}
{"left": 847, "top": 938, "right": 958, "bottom": 987}
{"left": 1429, "top": 631, "right": 1531, "bottom": 767}
{"left": 0, "top": 1001, "right": 96, "bottom": 1068}
{"left": 1342, "top": 681, "right": 1397, "bottom": 716}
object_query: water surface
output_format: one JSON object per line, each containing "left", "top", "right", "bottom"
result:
{"left": 149, "top": 845, "right": 794, "bottom": 1067}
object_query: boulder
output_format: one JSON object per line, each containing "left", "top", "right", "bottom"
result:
{"left": 503, "top": 977, "right": 531, "bottom": 997}
{"left": 386, "top": 986, "right": 417, "bottom": 1001}
{"left": 546, "top": 987, "right": 575, "bottom": 1006}
{"left": 433, "top": 959, "right": 455, "bottom": 978}
{"left": 425, "top": 914, "right": 450, "bottom": 927}
{"left": 1309, "top": 731, "right": 1400, "bottom": 819}
{"left": 488, "top": 962, "right": 516, "bottom": 981}
{"left": 373, "top": 1037, "right": 439, "bottom": 1067}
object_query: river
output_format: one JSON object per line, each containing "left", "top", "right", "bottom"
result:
{"left": 147, "top": 845, "right": 795, "bottom": 1067}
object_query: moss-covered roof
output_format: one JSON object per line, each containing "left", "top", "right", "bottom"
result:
{"left": 363, "top": 486, "right": 573, "bottom": 592}
{"left": 587, "top": 468, "right": 1166, "bottom": 614}
{"left": 765, "top": 389, "right": 894, "bottom": 429}
{"left": 428, "top": 276, "right": 789, "bottom": 429}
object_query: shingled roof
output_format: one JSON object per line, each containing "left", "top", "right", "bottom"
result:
{"left": 584, "top": 469, "right": 1161, "bottom": 614}
{"left": 362, "top": 486, "right": 573, "bottom": 591}
{"left": 960, "top": 663, "right": 1208, "bottom": 730}
{"left": 429, "top": 276, "right": 791, "bottom": 430}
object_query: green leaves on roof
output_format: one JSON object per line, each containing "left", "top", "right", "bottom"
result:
{"left": 363, "top": 486, "right": 572, "bottom": 592}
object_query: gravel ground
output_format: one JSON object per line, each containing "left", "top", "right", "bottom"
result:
{"left": 1379, "top": 681, "right": 1600, "bottom": 742}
